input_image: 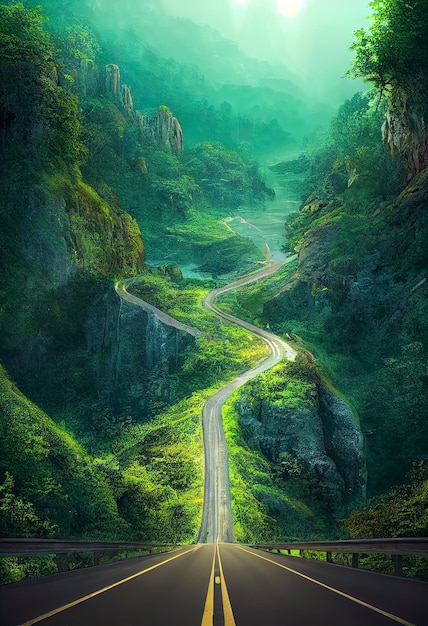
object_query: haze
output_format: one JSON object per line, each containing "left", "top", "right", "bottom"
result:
{"left": 157, "top": 0, "right": 370, "bottom": 104}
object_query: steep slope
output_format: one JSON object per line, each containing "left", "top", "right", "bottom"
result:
{"left": 0, "top": 5, "right": 205, "bottom": 573}
{"left": 0, "top": 365, "right": 124, "bottom": 540}
{"left": 261, "top": 99, "right": 428, "bottom": 497}
{"left": 0, "top": 5, "right": 273, "bottom": 574}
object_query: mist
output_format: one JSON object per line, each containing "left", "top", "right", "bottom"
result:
{"left": 90, "top": 0, "right": 370, "bottom": 106}
{"left": 156, "top": 0, "right": 370, "bottom": 105}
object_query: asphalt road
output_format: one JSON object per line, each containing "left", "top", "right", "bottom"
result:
{"left": 198, "top": 258, "right": 297, "bottom": 543}
{"left": 114, "top": 281, "right": 200, "bottom": 336}
{"left": 2, "top": 544, "right": 427, "bottom": 625}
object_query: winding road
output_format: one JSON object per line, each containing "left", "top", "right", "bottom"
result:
{"left": 116, "top": 259, "right": 297, "bottom": 544}
{"left": 198, "top": 257, "right": 297, "bottom": 543}
{"left": 2, "top": 258, "right": 428, "bottom": 625}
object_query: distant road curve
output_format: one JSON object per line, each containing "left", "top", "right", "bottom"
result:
{"left": 115, "top": 281, "right": 200, "bottom": 337}
{"left": 198, "top": 256, "right": 298, "bottom": 544}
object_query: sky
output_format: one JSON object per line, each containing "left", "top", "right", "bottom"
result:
{"left": 157, "top": 0, "right": 372, "bottom": 103}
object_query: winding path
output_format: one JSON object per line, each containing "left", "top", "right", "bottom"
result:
{"left": 115, "top": 258, "right": 298, "bottom": 544}
{"left": 114, "top": 281, "right": 200, "bottom": 337}
{"left": 198, "top": 256, "right": 298, "bottom": 543}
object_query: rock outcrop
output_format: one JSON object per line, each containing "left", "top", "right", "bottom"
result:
{"left": 105, "top": 63, "right": 121, "bottom": 98}
{"left": 142, "top": 106, "right": 184, "bottom": 155}
{"left": 71, "top": 58, "right": 99, "bottom": 99}
{"left": 72, "top": 61, "right": 185, "bottom": 156}
{"left": 236, "top": 374, "right": 366, "bottom": 513}
{"left": 382, "top": 106, "right": 428, "bottom": 180}
{"left": 104, "top": 65, "right": 183, "bottom": 156}
{"left": 105, "top": 293, "right": 198, "bottom": 413}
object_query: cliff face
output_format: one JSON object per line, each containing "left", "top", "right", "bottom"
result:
{"left": 103, "top": 64, "right": 183, "bottom": 156}
{"left": 263, "top": 164, "right": 428, "bottom": 496}
{"left": 109, "top": 298, "right": 197, "bottom": 412}
{"left": 142, "top": 106, "right": 184, "bottom": 155}
{"left": 382, "top": 104, "right": 428, "bottom": 180}
{"left": 236, "top": 371, "right": 366, "bottom": 514}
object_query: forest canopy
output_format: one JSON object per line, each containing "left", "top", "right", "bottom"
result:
{"left": 349, "top": 0, "right": 428, "bottom": 110}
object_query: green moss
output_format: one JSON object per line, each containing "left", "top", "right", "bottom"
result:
{"left": 0, "top": 365, "right": 125, "bottom": 541}
{"left": 66, "top": 181, "right": 144, "bottom": 277}
{"left": 222, "top": 392, "right": 328, "bottom": 542}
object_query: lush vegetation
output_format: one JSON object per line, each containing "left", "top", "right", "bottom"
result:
{"left": 0, "top": 1, "right": 272, "bottom": 585}
{"left": 211, "top": 1, "right": 428, "bottom": 553}
{"left": 260, "top": 86, "right": 428, "bottom": 496}
{"left": 223, "top": 359, "right": 340, "bottom": 543}
{"left": 348, "top": 0, "right": 428, "bottom": 111}
{"left": 125, "top": 266, "right": 269, "bottom": 395}
{"left": 339, "top": 461, "right": 428, "bottom": 580}
{"left": 1, "top": 0, "right": 427, "bottom": 587}
{"left": 0, "top": 361, "right": 206, "bottom": 582}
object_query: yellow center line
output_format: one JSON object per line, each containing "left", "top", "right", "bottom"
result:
{"left": 217, "top": 543, "right": 237, "bottom": 626}
{"left": 201, "top": 544, "right": 216, "bottom": 626}
{"left": 20, "top": 546, "right": 198, "bottom": 626}
{"left": 236, "top": 546, "right": 417, "bottom": 626}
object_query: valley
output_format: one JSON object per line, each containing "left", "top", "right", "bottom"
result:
{"left": 0, "top": 0, "right": 427, "bottom": 592}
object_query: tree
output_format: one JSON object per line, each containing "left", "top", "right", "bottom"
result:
{"left": 0, "top": 3, "right": 86, "bottom": 175}
{"left": 348, "top": 0, "right": 428, "bottom": 109}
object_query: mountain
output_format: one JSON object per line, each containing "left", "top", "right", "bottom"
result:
{"left": 1, "top": 0, "right": 427, "bottom": 585}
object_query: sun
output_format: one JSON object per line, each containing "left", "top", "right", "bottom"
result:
{"left": 276, "top": 0, "right": 305, "bottom": 18}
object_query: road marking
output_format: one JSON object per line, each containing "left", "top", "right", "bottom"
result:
{"left": 19, "top": 547, "right": 197, "bottom": 625}
{"left": 217, "top": 543, "right": 237, "bottom": 626}
{"left": 201, "top": 544, "right": 216, "bottom": 626}
{"left": 236, "top": 546, "right": 417, "bottom": 626}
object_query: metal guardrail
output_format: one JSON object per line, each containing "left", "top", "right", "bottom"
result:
{"left": 2, "top": 537, "right": 427, "bottom": 557}
{"left": 248, "top": 538, "right": 428, "bottom": 557}
{"left": 0, "top": 538, "right": 180, "bottom": 557}
{"left": 247, "top": 538, "right": 428, "bottom": 575}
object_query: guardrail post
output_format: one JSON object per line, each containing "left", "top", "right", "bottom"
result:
{"left": 352, "top": 553, "right": 359, "bottom": 568}
{"left": 392, "top": 554, "right": 402, "bottom": 577}
{"left": 299, "top": 549, "right": 304, "bottom": 558}
{"left": 326, "top": 551, "right": 332, "bottom": 563}
{"left": 93, "top": 552, "right": 99, "bottom": 567}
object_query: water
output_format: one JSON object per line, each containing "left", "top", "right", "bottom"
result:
{"left": 224, "top": 199, "right": 298, "bottom": 260}
{"left": 147, "top": 156, "right": 303, "bottom": 278}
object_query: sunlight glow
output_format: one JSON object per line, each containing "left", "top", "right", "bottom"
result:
{"left": 276, "top": 0, "right": 305, "bottom": 18}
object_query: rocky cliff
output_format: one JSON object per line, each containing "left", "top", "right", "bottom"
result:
{"left": 382, "top": 102, "right": 428, "bottom": 180}
{"left": 142, "top": 105, "right": 184, "bottom": 155}
{"left": 235, "top": 360, "right": 366, "bottom": 515}
{"left": 103, "top": 64, "right": 183, "bottom": 156}
{"left": 263, "top": 142, "right": 428, "bottom": 496}
{"left": 108, "top": 296, "right": 197, "bottom": 413}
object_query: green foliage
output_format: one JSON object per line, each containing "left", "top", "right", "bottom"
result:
{"left": 0, "top": 364, "right": 127, "bottom": 540}
{"left": 161, "top": 209, "right": 262, "bottom": 277}
{"left": 0, "top": 472, "right": 57, "bottom": 538}
{"left": 344, "top": 461, "right": 428, "bottom": 539}
{"left": 348, "top": 0, "right": 428, "bottom": 110}
{"left": 284, "top": 92, "right": 405, "bottom": 253}
{"left": 243, "top": 359, "right": 315, "bottom": 410}
{"left": 217, "top": 259, "right": 298, "bottom": 325}
{"left": 0, "top": 3, "right": 86, "bottom": 178}
{"left": 0, "top": 555, "right": 58, "bottom": 585}
{"left": 0, "top": 3, "right": 52, "bottom": 66}
{"left": 342, "top": 461, "right": 428, "bottom": 580}
{"left": 107, "top": 391, "right": 208, "bottom": 543}
{"left": 126, "top": 268, "right": 269, "bottom": 393}
{"left": 183, "top": 141, "right": 274, "bottom": 209}
{"left": 67, "top": 181, "right": 144, "bottom": 276}
{"left": 223, "top": 385, "right": 331, "bottom": 543}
